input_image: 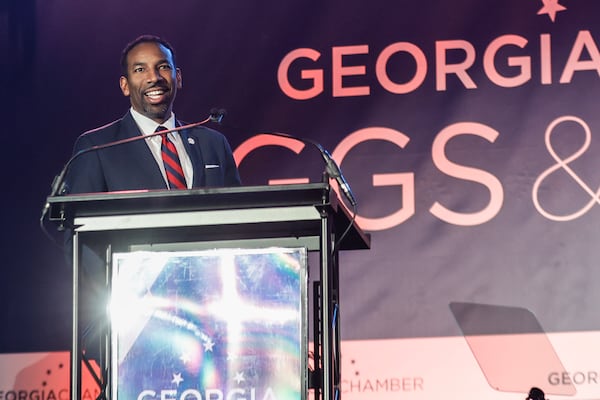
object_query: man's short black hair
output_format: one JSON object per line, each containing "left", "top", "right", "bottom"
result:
{"left": 120, "top": 34, "right": 177, "bottom": 77}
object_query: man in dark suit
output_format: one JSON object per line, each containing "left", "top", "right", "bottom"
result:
{"left": 64, "top": 34, "right": 240, "bottom": 194}
{"left": 62, "top": 35, "right": 241, "bottom": 391}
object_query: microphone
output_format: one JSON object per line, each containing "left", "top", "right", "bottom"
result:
{"left": 252, "top": 130, "right": 359, "bottom": 252}
{"left": 214, "top": 108, "right": 357, "bottom": 207}
{"left": 315, "top": 145, "right": 357, "bottom": 208}
{"left": 40, "top": 112, "right": 215, "bottom": 225}
{"left": 209, "top": 108, "right": 227, "bottom": 124}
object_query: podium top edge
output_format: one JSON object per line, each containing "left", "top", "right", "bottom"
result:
{"left": 46, "top": 183, "right": 334, "bottom": 219}
{"left": 46, "top": 182, "right": 370, "bottom": 250}
{"left": 47, "top": 183, "right": 331, "bottom": 205}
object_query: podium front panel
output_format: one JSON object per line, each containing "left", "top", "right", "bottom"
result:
{"left": 109, "top": 247, "right": 308, "bottom": 400}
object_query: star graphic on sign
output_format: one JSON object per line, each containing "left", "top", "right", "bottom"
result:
{"left": 203, "top": 338, "right": 215, "bottom": 352}
{"left": 537, "top": 0, "right": 567, "bottom": 22}
{"left": 179, "top": 352, "right": 191, "bottom": 364}
{"left": 234, "top": 371, "right": 245, "bottom": 384}
{"left": 171, "top": 372, "right": 184, "bottom": 386}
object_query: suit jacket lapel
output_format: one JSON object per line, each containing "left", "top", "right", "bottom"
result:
{"left": 120, "top": 112, "right": 167, "bottom": 189}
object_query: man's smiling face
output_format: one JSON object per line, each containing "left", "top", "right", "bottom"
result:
{"left": 119, "top": 41, "right": 182, "bottom": 123}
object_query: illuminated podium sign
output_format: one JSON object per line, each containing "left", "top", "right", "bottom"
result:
{"left": 110, "top": 247, "right": 307, "bottom": 400}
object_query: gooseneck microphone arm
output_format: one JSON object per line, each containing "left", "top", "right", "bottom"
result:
{"left": 208, "top": 108, "right": 357, "bottom": 206}
{"left": 210, "top": 108, "right": 358, "bottom": 251}
{"left": 41, "top": 112, "right": 221, "bottom": 226}
{"left": 255, "top": 130, "right": 358, "bottom": 208}
{"left": 51, "top": 115, "right": 215, "bottom": 198}
{"left": 249, "top": 129, "right": 358, "bottom": 253}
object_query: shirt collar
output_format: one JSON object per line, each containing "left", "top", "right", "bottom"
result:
{"left": 129, "top": 107, "right": 176, "bottom": 136}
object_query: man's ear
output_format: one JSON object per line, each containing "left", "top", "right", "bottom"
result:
{"left": 176, "top": 68, "right": 183, "bottom": 89}
{"left": 120, "top": 76, "right": 130, "bottom": 96}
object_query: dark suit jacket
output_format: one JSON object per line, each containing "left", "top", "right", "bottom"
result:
{"left": 64, "top": 111, "right": 241, "bottom": 194}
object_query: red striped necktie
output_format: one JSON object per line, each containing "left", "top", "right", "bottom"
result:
{"left": 157, "top": 126, "right": 187, "bottom": 190}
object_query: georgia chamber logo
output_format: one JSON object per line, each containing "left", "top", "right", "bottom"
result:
{"left": 341, "top": 358, "right": 424, "bottom": 395}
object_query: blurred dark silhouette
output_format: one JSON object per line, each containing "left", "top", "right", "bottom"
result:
{"left": 527, "top": 387, "right": 546, "bottom": 400}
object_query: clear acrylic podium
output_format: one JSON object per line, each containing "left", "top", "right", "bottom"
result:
{"left": 47, "top": 183, "right": 370, "bottom": 400}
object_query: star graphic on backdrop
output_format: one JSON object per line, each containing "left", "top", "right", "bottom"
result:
{"left": 537, "top": 0, "right": 567, "bottom": 22}
{"left": 234, "top": 371, "right": 245, "bottom": 384}
{"left": 172, "top": 372, "right": 184, "bottom": 386}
